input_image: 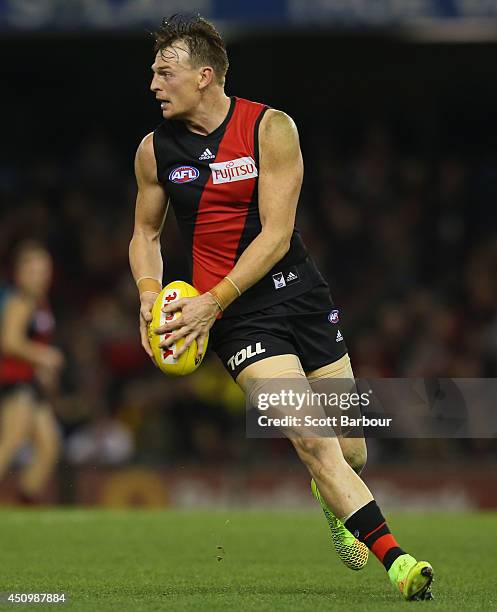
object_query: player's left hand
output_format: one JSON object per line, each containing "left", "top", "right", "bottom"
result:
{"left": 155, "top": 293, "right": 220, "bottom": 359}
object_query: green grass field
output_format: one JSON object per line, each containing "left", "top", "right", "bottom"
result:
{"left": 0, "top": 508, "right": 495, "bottom": 611}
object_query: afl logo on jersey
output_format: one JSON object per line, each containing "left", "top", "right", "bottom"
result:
{"left": 169, "top": 166, "right": 199, "bottom": 184}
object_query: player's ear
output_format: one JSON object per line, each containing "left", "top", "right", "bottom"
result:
{"left": 198, "top": 66, "right": 214, "bottom": 90}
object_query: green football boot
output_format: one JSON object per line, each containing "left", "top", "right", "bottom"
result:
{"left": 311, "top": 478, "right": 369, "bottom": 571}
{"left": 388, "top": 554, "right": 434, "bottom": 600}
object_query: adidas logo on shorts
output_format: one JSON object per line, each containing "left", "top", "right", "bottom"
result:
{"left": 286, "top": 271, "right": 298, "bottom": 282}
{"left": 199, "top": 148, "right": 215, "bottom": 160}
{"left": 336, "top": 330, "right": 343, "bottom": 342}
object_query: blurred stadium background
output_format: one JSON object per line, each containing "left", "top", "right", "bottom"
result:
{"left": 1, "top": 0, "right": 497, "bottom": 511}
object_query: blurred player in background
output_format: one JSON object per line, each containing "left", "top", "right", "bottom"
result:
{"left": 0, "top": 240, "right": 63, "bottom": 503}
{"left": 130, "top": 15, "right": 434, "bottom": 600}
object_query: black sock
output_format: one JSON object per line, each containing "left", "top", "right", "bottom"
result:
{"left": 345, "top": 500, "right": 405, "bottom": 571}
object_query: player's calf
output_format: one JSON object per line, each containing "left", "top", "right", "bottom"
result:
{"left": 293, "top": 437, "right": 434, "bottom": 599}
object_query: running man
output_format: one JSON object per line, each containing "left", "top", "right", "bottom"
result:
{"left": 0, "top": 241, "right": 63, "bottom": 503}
{"left": 129, "top": 15, "right": 433, "bottom": 600}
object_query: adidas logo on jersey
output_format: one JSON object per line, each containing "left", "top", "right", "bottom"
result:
{"left": 286, "top": 271, "right": 298, "bottom": 282}
{"left": 199, "top": 148, "right": 215, "bottom": 160}
{"left": 336, "top": 330, "right": 343, "bottom": 342}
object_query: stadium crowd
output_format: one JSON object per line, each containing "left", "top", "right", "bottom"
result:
{"left": 1, "top": 125, "right": 496, "bottom": 467}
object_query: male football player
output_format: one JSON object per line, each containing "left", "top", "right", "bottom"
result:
{"left": 129, "top": 15, "right": 433, "bottom": 600}
{"left": 0, "top": 241, "right": 62, "bottom": 503}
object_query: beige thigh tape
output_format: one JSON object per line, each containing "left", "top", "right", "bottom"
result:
{"left": 306, "top": 353, "right": 354, "bottom": 382}
{"left": 236, "top": 354, "right": 305, "bottom": 391}
{"left": 237, "top": 354, "right": 336, "bottom": 438}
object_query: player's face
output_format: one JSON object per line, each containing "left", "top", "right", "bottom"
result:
{"left": 150, "top": 46, "right": 202, "bottom": 119}
{"left": 15, "top": 250, "right": 53, "bottom": 298}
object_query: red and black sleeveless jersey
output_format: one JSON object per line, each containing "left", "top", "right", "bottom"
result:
{"left": 153, "top": 96, "right": 324, "bottom": 316}
{"left": 0, "top": 289, "right": 55, "bottom": 385}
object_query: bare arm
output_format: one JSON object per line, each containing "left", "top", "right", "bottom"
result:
{"left": 129, "top": 132, "right": 168, "bottom": 286}
{"left": 129, "top": 132, "right": 168, "bottom": 358}
{"left": 228, "top": 109, "right": 303, "bottom": 292}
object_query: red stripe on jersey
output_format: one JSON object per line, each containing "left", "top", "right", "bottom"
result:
{"left": 0, "top": 299, "right": 54, "bottom": 384}
{"left": 192, "top": 98, "right": 266, "bottom": 293}
{"left": 0, "top": 358, "right": 34, "bottom": 383}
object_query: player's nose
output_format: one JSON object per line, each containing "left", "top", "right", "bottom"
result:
{"left": 150, "top": 74, "right": 161, "bottom": 93}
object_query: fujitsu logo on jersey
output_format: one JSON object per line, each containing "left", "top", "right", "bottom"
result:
{"left": 209, "top": 156, "right": 258, "bottom": 184}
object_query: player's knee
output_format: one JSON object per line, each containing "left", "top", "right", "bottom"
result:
{"left": 343, "top": 440, "right": 367, "bottom": 474}
{"left": 0, "top": 433, "right": 26, "bottom": 455}
{"left": 0, "top": 407, "right": 32, "bottom": 453}
{"left": 291, "top": 437, "right": 345, "bottom": 477}
{"left": 43, "top": 430, "right": 61, "bottom": 464}
{"left": 34, "top": 415, "right": 61, "bottom": 464}
{"left": 291, "top": 436, "right": 327, "bottom": 460}
{"left": 41, "top": 434, "right": 60, "bottom": 464}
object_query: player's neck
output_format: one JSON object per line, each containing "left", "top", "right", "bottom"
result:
{"left": 183, "top": 92, "right": 231, "bottom": 136}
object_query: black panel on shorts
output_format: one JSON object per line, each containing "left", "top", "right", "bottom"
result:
{"left": 211, "top": 283, "right": 348, "bottom": 379}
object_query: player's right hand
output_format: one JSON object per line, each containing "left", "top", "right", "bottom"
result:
{"left": 139, "top": 290, "right": 159, "bottom": 364}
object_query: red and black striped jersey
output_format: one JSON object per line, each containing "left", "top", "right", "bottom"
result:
{"left": 153, "top": 96, "right": 323, "bottom": 316}
{"left": 0, "top": 289, "right": 55, "bottom": 384}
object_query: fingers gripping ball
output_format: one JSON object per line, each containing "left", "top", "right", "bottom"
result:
{"left": 148, "top": 281, "right": 208, "bottom": 376}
